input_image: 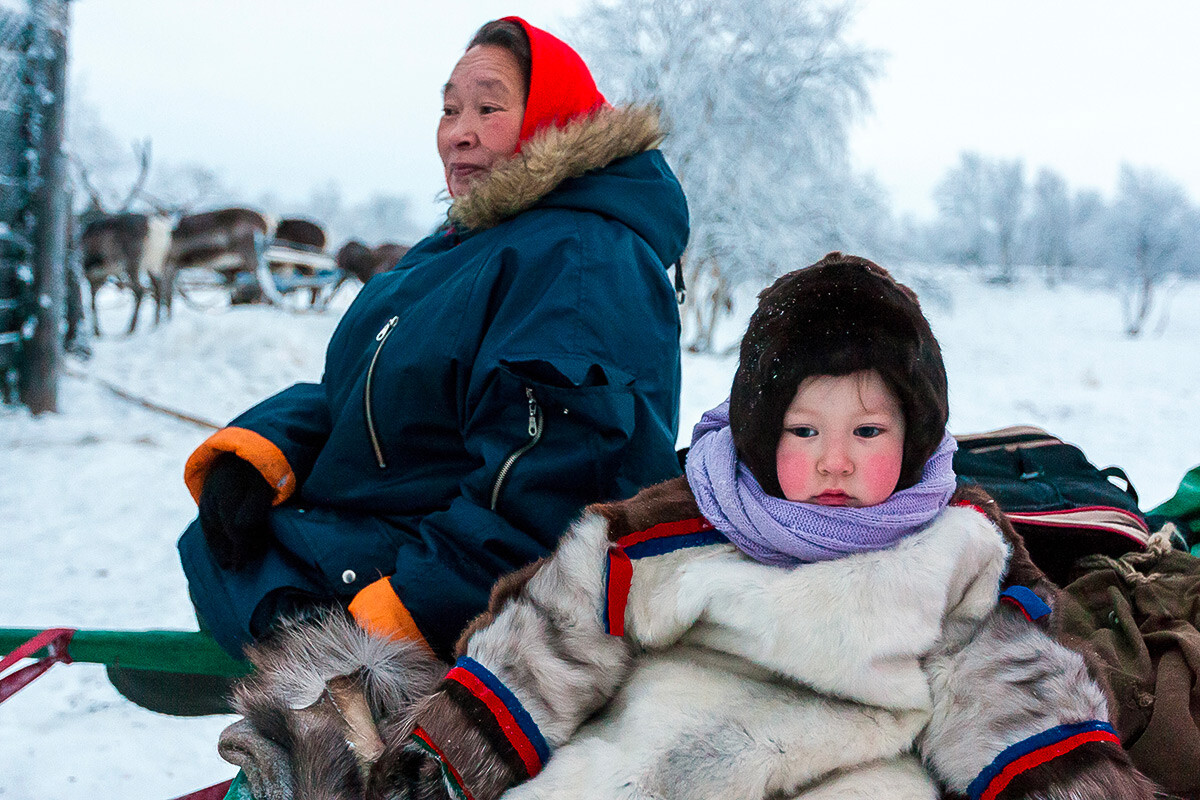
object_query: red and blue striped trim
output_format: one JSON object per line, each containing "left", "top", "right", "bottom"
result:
{"left": 444, "top": 656, "right": 550, "bottom": 778}
{"left": 999, "top": 585, "right": 1051, "bottom": 621}
{"left": 604, "top": 517, "right": 726, "bottom": 635}
{"left": 614, "top": 517, "right": 725, "bottom": 558}
{"left": 951, "top": 500, "right": 990, "bottom": 517}
{"left": 410, "top": 726, "right": 474, "bottom": 800}
{"left": 967, "top": 720, "right": 1121, "bottom": 800}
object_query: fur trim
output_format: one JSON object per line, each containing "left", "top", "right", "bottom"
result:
{"left": 448, "top": 104, "right": 665, "bottom": 231}
{"left": 233, "top": 611, "right": 446, "bottom": 718}
{"left": 994, "top": 740, "right": 1159, "bottom": 800}
{"left": 224, "top": 610, "right": 448, "bottom": 800}
{"left": 920, "top": 601, "right": 1114, "bottom": 794}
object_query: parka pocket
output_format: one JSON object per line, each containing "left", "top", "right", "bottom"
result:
{"left": 269, "top": 505, "right": 410, "bottom": 597}
{"left": 486, "top": 359, "right": 637, "bottom": 515}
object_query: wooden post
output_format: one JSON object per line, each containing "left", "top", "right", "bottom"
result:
{"left": 18, "top": 0, "right": 70, "bottom": 413}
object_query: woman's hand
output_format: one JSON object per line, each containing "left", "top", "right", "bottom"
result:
{"left": 198, "top": 453, "right": 276, "bottom": 570}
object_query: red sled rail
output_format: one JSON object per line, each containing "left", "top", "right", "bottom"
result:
{"left": 0, "top": 627, "right": 74, "bottom": 703}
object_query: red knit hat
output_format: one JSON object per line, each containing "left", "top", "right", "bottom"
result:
{"left": 501, "top": 16, "right": 607, "bottom": 146}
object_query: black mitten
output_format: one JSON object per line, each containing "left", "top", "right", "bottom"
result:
{"left": 198, "top": 453, "right": 276, "bottom": 571}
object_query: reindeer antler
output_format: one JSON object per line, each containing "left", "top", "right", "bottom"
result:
{"left": 69, "top": 151, "right": 108, "bottom": 214}
{"left": 117, "top": 138, "right": 152, "bottom": 212}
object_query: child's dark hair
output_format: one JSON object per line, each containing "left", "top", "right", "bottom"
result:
{"left": 730, "top": 252, "right": 948, "bottom": 497}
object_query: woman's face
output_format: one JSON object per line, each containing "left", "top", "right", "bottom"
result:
{"left": 438, "top": 45, "right": 526, "bottom": 197}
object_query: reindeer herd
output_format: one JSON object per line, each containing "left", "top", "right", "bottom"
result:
{"left": 80, "top": 207, "right": 409, "bottom": 336}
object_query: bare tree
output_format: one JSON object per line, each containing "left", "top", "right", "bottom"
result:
{"left": 933, "top": 152, "right": 989, "bottom": 268}
{"left": 1068, "top": 188, "right": 1108, "bottom": 273}
{"left": 933, "top": 154, "right": 1024, "bottom": 282}
{"left": 571, "top": 0, "right": 880, "bottom": 352}
{"left": 1109, "top": 165, "right": 1192, "bottom": 337}
{"left": 1028, "top": 167, "right": 1071, "bottom": 285}
{"left": 988, "top": 159, "right": 1024, "bottom": 283}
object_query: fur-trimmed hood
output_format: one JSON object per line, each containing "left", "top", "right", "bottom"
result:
{"left": 448, "top": 105, "right": 686, "bottom": 267}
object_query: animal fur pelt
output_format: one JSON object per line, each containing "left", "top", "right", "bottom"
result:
{"left": 922, "top": 599, "right": 1159, "bottom": 800}
{"left": 374, "top": 478, "right": 1159, "bottom": 800}
{"left": 448, "top": 104, "right": 664, "bottom": 231}
{"left": 218, "top": 610, "right": 447, "bottom": 800}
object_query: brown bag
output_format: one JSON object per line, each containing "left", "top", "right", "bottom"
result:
{"left": 1057, "top": 535, "right": 1200, "bottom": 798}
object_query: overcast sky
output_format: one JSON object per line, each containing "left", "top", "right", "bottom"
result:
{"left": 66, "top": 0, "right": 1200, "bottom": 230}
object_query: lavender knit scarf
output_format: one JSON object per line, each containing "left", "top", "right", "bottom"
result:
{"left": 685, "top": 400, "right": 958, "bottom": 566}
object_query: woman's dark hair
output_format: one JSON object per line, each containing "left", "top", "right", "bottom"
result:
{"left": 729, "top": 252, "right": 949, "bottom": 497}
{"left": 468, "top": 20, "right": 532, "bottom": 102}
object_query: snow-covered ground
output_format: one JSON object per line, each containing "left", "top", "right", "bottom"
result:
{"left": 3, "top": 268, "right": 1198, "bottom": 799}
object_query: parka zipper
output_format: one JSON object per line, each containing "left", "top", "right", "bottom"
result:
{"left": 490, "top": 387, "right": 543, "bottom": 511}
{"left": 364, "top": 316, "right": 399, "bottom": 469}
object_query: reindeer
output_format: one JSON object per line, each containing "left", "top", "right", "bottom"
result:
{"left": 80, "top": 212, "right": 174, "bottom": 335}
{"left": 166, "top": 208, "right": 276, "bottom": 305}
{"left": 73, "top": 139, "right": 179, "bottom": 335}
{"left": 335, "top": 240, "right": 410, "bottom": 287}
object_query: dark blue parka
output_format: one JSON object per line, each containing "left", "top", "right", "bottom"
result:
{"left": 179, "top": 106, "right": 689, "bottom": 659}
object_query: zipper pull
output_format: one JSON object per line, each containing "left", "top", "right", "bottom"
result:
{"left": 526, "top": 387, "right": 539, "bottom": 436}
{"left": 376, "top": 316, "right": 399, "bottom": 341}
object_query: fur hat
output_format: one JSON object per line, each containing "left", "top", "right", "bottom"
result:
{"left": 729, "top": 252, "right": 948, "bottom": 497}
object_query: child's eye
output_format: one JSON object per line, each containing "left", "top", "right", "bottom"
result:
{"left": 787, "top": 426, "right": 817, "bottom": 438}
{"left": 480, "top": 104, "right": 501, "bottom": 114}
{"left": 442, "top": 106, "right": 457, "bottom": 117}
{"left": 854, "top": 426, "right": 884, "bottom": 438}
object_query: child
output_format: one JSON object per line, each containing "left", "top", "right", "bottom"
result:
{"left": 226, "top": 255, "right": 1156, "bottom": 799}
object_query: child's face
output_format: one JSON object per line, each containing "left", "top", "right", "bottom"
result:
{"left": 775, "top": 370, "right": 906, "bottom": 507}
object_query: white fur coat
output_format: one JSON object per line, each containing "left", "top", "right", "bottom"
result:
{"left": 401, "top": 478, "right": 1116, "bottom": 800}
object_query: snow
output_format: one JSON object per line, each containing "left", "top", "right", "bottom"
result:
{"left": 3, "top": 269, "right": 1199, "bottom": 798}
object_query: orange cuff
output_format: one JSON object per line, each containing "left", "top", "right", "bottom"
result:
{"left": 184, "top": 426, "right": 297, "bottom": 506}
{"left": 349, "top": 577, "right": 432, "bottom": 653}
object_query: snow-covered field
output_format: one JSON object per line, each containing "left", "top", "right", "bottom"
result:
{"left": 3, "top": 267, "right": 1199, "bottom": 799}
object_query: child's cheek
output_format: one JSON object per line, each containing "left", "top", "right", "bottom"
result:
{"left": 858, "top": 450, "right": 904, "bottom": 502}
{"left": 776, "top": 446, "right": 815, "bottom": 500}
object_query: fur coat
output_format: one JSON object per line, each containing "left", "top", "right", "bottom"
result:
{"left": 366, "top": 478, "right": 1153, "bottom": 800}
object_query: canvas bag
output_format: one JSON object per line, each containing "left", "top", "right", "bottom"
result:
{"left": 952, "top": 426, "right": 1151, "bottom": 585}
{"left": 1056, "top": 539, "right": 1200, "bottom": 798}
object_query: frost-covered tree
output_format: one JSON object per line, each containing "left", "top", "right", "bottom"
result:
{"left": 1027, "top": 167, "right": 1071, "bottom": 284}
{"left": 67, "top": 90, "right": 235, "bottom": 215}
{"left": 570, "top": 0, "right": 880, "bottom": 351}
{"left": 1108, "top": 165, "right": 1193, "bottom": 337}
{"left": 933, "top": 152, "right": 989, "bottom": 268}
{"left": 341, "top": 194, "right": 425, "bottom": 246}
{"left": 987, "top": 159, "right": 1024, "bottom": 282}
{"left": 1068, "top": 188, "right": 1108, "bottom": 273}
{"left": 933, "top": 153, "right": 1024, "bottom": 280}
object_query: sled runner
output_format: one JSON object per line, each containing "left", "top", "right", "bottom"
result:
{"left": 0, "top": 626, "right": 251, "bottom": 798}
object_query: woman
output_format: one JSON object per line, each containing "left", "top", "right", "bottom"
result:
{"left": 177, "top": 17, "right": 689, "bottom": 661}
